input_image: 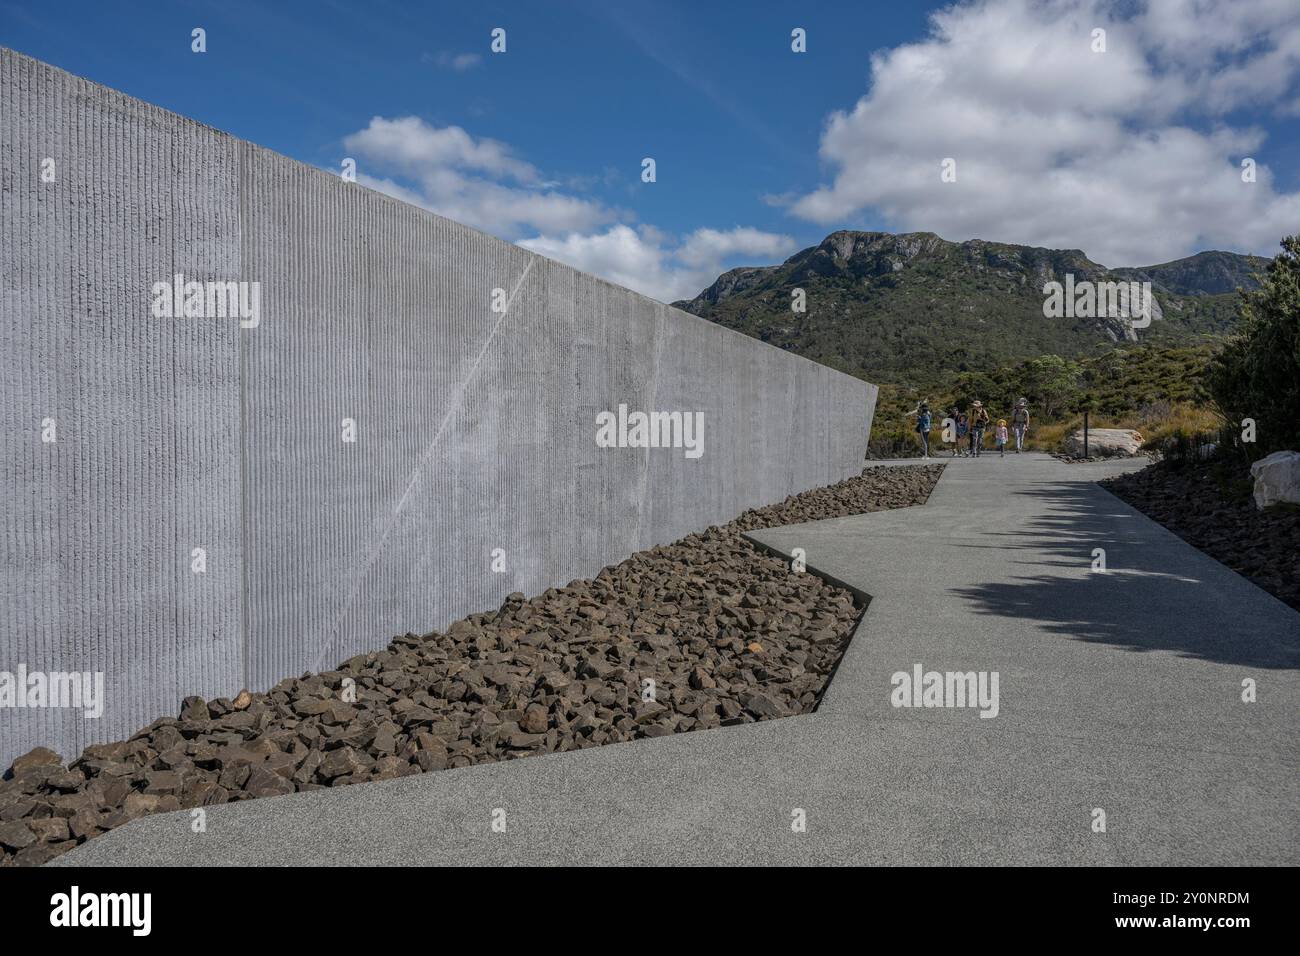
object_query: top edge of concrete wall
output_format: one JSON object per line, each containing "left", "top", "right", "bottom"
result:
{"left": 0, "top": 45, "right": 870, "bottom": 391}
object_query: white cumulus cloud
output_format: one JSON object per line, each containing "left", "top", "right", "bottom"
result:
{"left": 342, "top": 116, "right": 795, "bottom": 302}
{"left": 789, "top": 0, "right": 1300, "bottom": 265}
{"left": 343, "top": 116, "right": 616, "bottom": 236}
{"left": 424, "top": 51, "right": 482, "bottom": 72}
{"left": 520, "top": 225, "right": 797, "bottom": 303}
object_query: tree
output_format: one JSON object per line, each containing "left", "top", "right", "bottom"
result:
{"left": 1208, "top": 236, "right": 1300, "bottom": 456}
{"left": 1022, "top": 355, "right": 1082, "bottom": 419}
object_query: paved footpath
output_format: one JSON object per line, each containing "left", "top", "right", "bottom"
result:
{"left": 58, "top": 454, "right": 1299, "bottom": 866}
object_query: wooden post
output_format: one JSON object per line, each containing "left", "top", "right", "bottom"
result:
{"left": 1083, "top": 410, "right": 1089, "bottom": 459}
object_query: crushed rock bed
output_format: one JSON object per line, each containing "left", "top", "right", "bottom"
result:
{"left": 1102, "top": 460, "right": 1300, "bottom": 611}
{"left": 0, "top": 464, "right": 944, "bottom": 866}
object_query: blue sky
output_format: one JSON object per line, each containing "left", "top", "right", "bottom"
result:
{"left": 4, "top": 0, "right": 1299, "bottom": 302}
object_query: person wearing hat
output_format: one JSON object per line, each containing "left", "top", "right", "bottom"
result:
{"left": 1011, "top": 398, "right": 1030, "bottom": 453}
{"left": 968, "top": 400, "right": 990, "bottom": 457}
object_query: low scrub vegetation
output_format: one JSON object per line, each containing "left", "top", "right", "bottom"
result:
{"left": 870, "top": 234, "right": 1298, "bottom": 462}
{"left": 869, "top": 345, "right": 1220, "bottom": 458}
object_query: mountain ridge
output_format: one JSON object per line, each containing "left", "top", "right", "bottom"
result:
{"left": 674, "top": 231, "right": 1265, "bottom": 384}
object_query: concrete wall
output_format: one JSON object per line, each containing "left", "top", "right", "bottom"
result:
{"left": 0, "top": 48, "right": 877, "bottom": 768}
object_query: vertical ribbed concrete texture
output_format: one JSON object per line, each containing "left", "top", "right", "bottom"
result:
{"left": 0, "top": 48, "right": 877, "bottom": 768}
{"left": 1, "top": 49, "right": 244, "bottom": 770}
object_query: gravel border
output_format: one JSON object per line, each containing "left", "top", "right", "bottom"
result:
{"left": 1102, "top": 460, "right": 1300, "bottom": 611}
{"left": 1, "top": 464, "right": 944, "bottom": 866}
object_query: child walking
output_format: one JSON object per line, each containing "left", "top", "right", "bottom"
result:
{"left": 995, "top": 419, "right": 1009, "bottom": 457}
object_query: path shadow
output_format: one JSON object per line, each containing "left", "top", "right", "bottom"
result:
{"left": 950, "top": 480, "right": 1300, "bottom": 670}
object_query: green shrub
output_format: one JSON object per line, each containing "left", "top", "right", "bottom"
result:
{"left": 1207, "top": 235, "right": 1300, "bottom": 457}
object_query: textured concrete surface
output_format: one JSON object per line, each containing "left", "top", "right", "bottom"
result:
{"left": 0, "top": 47, "right": 875, "bottom": 767}
{"left": 0, "top": 49, "right": 244, "bottom": 769}
{"left": 58, "top": 456, "right": 1300, "bottom": 866}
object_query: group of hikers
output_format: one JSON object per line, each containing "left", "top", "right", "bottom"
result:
{"left": 910, "top": 398, "right": 1031, "bottom": 459}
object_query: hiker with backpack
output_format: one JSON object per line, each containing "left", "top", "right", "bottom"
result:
{"left": 953, "top": 407, "right": 969, "bottom": 457}
{"left": 1011, "top": 398, "right": 1030, "bottom": 453}
{"left": 911, "top": 401, "right": 933, "bottom": 459}
{"left": 968, "top": 400, "right": 990, "bottom": 457}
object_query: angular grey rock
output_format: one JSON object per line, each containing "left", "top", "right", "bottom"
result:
{"left": 519, "top": 705, "right": 549, "bottom": 735}
{"left": 0, "top": 820, "right": 37, "bottom": 851}
{"left": 244, "top": 765, "right": 295, "bottom": 797}
{"left": 688, "top": 667, "right": 716, "bottom": 690}
{"left": 122, "top": 792, "right": 161, "bottom": 819}
{"left": 742, "top": 692, "right": 788, "bottom": 720}
{"left": 8, "top": 747, "right": 62, "bottom": 776}
{"left": 319, "top": 747, "right": 365, "bottom": 781}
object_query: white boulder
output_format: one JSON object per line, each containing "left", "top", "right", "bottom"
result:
{"left": 1250, "top": 450, "right": 1300, "bottom": 509}
{"left": 1066, "top": 428, "right": 1144, "bottom": 458}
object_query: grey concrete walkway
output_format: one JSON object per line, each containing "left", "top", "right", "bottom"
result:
{"left": 57, "top": 454, "right": 1300, "bottom": 866}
